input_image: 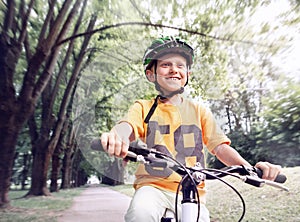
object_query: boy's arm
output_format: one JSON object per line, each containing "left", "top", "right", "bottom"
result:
{"left": 101, "top": 122, "right": 135, "bottom": 158}
{"left": 212, "top": 143, "right": 281, "bottom": 181}
{"left": 212, "top": 143, "right": 251, "bottom": 167}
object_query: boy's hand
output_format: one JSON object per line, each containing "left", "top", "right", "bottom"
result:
{"left": 255, "top": 161, "right": 282, "bottom": 181}
{"left": 101, "top": 130, "right": 129, "bottom": 158}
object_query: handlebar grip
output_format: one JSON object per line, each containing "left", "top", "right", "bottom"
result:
{"left": 90, "top": 139, "right": 104, "bottom": 151}
{"left": 255, "top": 168, "right": 287, "bottom": 183}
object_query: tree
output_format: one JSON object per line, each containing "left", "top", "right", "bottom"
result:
{"left": 26, "top": 0, "right": 97, "bottom": 197}
{"left": 0, "top": 0, "right": 85, "bottom": 207}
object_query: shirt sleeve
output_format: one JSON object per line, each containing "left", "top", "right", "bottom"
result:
{"left": 119, "top": 100, "right": 148, "bottom": 140}
{"left": 199, "top": 104, "right": 231, "bottom": 153}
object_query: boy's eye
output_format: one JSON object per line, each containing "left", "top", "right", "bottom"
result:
{"left": 161, "top": 63, "right": 171, "bottom": 67}
{"left": 160, "top": 62, "right": 186, "bottom": 69}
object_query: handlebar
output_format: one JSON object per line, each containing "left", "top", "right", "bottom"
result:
{"left": 91, "top": 139, "right": 288, "bottom": 191}
{"left": 91, "top": 138, "right": 289, "bottom": 222}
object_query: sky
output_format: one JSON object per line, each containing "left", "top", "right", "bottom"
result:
{"left": 251, "top": 0, "right": 300, "bottom": 81}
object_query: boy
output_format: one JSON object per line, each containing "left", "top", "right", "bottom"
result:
{"left": 101, "top": 36, "right": 282, "bottom": 222}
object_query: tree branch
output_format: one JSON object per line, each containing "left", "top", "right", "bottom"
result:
{"left": 3, "top": 0, "right": 15, "bottom": 33}
{"left": 37, "top": 0, "right": 57, "bottom": 43}
{"left": 56, "top": 22, "right": 271, "bottom": 48}
{"left": 18, "top": 0, "right": 34, "bottom": 43}
{"left": 32, "top": 0, "right": 83, "bottom": 101}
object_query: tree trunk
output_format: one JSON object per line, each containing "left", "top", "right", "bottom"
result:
{"left": 26, "top": 104, "right": 55, "bottom": 196}
{"left": 21, "top": 153, "right": 31, "bottom": 190}
{"left": 61, "top": 148, "right": 72, "bottom": 189}
{"left": 50, "top": 119, "right": 69, "bottom": 192}
{"left": 0, "top": 70, "right": 38, "bottom": 206}
{"left": 61, "top": 143, "right": 76, "bottom": 189}
{"left": 56, "top": 108, "right": 75, "bottom": 190}
{"left": 76, "top": 169, "right": 88, "bottom": 187}
{"left": 27, "top": 140, "right": 51, "bottom": 196}
{"left": 0, "top": 34, "right": 26, "bottom": 207}
{"left": 0, "top": 127, "right": 20, "bottom": 208}
{"left": 0, "top": 16, "right": 18, "bottom": 208}
{"left": 50, "top": 147, "right": 61, "bottom": 192}
{"left": 71, "top": 148, "right": 85, "bottom": 187}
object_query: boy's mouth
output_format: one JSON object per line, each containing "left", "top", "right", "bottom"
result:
{"left": 166, "top": 77, "right": 181, "bottom": 81}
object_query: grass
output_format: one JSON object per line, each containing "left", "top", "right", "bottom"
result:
{"left": 0, "top": 188, "right": 85, "bottom": 222}
{"left": 1, "top": 167, "right": 299, "bottom": 222}
{"left": 205, "top": 166, "right": 300, "bottom": 222}
{"left": 112, "top": 167, "right": 300, "bottom": 222}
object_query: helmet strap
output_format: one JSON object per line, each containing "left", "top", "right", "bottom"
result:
{"left": 144, "top": 89, "right": 185, "bottom": 124}
{"left": 144, "top": 95, "right": 160, "bottom": 123}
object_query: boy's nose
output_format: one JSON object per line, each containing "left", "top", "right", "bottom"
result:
{"left": 170, "top": 63, "right": 179, "bottom": 72}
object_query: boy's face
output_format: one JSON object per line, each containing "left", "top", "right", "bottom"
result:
{"left": 146, "top": 53, "right": 190, "bottom": 95}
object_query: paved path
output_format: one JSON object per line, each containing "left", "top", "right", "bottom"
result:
{"left": 58, "top": 186, "right": 131, "bottom": 222}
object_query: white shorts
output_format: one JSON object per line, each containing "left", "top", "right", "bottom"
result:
{"left": 125, "top": 186, "right": 210, "bottom": 222}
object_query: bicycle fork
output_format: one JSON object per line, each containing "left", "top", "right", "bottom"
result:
{"left": 181, "top": 175, "right": 200, "bottom": 222}
{"left": 161, "top": 173, "right": 201, "bottom": 222}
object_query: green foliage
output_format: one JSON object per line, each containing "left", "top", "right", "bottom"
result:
{"left": 204, "top": 0, "right": 300, "bottom": 166}
{"left": 254, "top": 77, "right": 300, "bottom": 166}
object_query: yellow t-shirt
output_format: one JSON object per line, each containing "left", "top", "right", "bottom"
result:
{"left": 121, "top": 97, "right": 231, "bottom": 201}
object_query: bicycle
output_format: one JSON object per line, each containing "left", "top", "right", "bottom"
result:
{"left": 91, "top": 139, "right": 288, "bottom": 222}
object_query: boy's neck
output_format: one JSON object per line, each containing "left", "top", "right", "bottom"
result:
{"left": 160, "top": 95, "right": 182, "bottom": 105}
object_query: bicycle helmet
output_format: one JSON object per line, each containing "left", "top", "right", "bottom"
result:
{"left": 143, "top": 36, "right": 194, "bottom": 72}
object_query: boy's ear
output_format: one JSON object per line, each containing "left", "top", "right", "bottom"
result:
{"left": 145, "top": 69, "right": 155, "bottom": 82}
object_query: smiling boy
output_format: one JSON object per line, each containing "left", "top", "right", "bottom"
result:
{"left": 101, "top": 36, "right": 281, "bottom": 222}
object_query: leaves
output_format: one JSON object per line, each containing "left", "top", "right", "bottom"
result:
{"left": 250, "top": 77, "right": 300, "bottom": 166}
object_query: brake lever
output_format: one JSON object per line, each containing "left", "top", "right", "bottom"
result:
{"left": 124, "top": 151, "right": 152, "bottom": 164}
{"left": 264, "top": 180, "right": 289, "bottom": 191}
{"left": 240, "top": 175, "right": 289, "bottom": 191}
{"left": 239, "top": 165, "right": 287, "bottom": 184}
{"left": 238, "top": 166, "right": 289, "bottom": 191}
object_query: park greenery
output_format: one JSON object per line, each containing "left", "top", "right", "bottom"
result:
{"left": 0, "top": 0, "right": 299, "bottom": 211}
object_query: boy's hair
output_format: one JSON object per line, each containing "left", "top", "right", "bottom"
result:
{"left": 143, "top": 36, "right": 194, "bottom": 72}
